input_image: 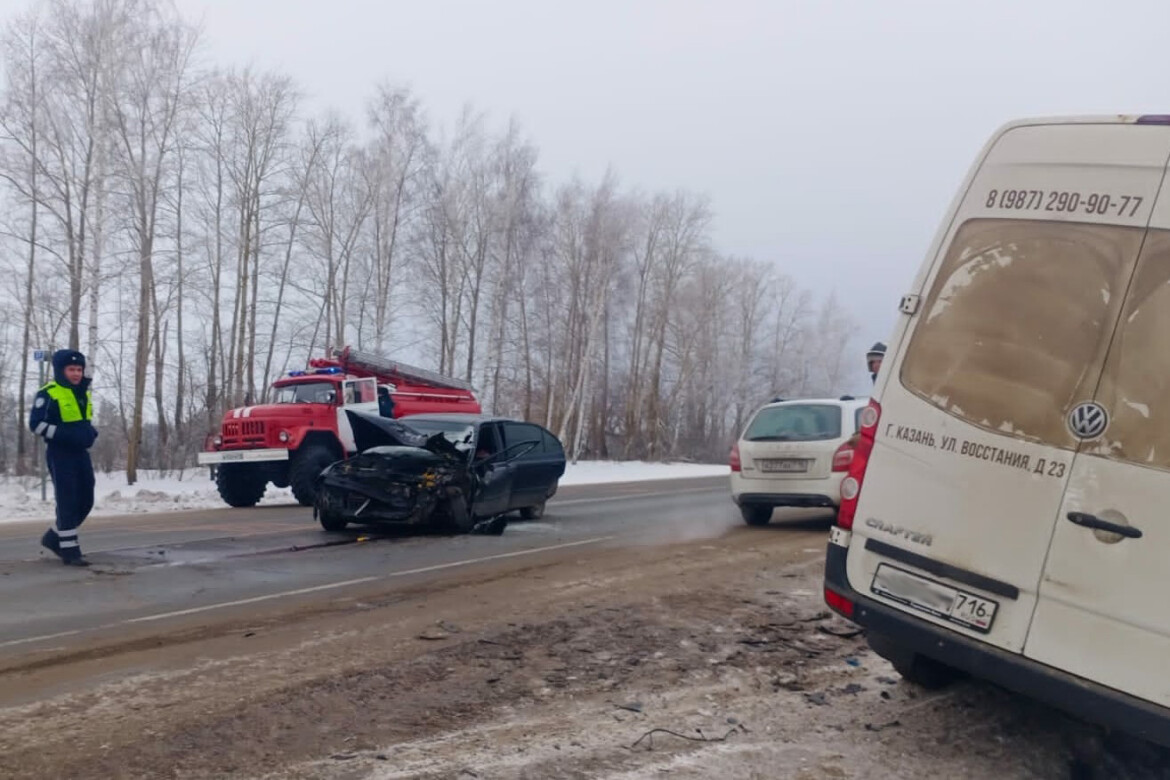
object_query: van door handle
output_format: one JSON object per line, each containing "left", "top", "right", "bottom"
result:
{"left": 1066, "top": 512, "right": 1142, "bottom": 539}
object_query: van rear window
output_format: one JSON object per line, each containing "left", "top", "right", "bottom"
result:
{"left": 901, "top": 218, "right": 1145, "bottom": 447}
{"left": 744, "top": 404, "right": 842, "bottom": 441}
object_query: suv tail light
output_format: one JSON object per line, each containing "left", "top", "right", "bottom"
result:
{"left": 729, "top": 443, "right": 742, "bottom": 472}
{"left": 837, "top": 399, "right": 881, "bottom": 530}
{"left": 831, "top": 440, "right": 854, "bottom": 472}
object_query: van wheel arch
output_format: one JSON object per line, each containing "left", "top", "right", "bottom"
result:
{"left": 867, "top": 633, "right": 964, "bottom": 689}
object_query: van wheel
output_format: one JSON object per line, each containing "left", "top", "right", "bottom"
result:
{"left": 290, "top": 445, "right": 337, "bottom": 507}
{"left": 740, "top": 505, "right": 772, "bottom": 526}
{"left": 868, "top": 633, "right": 962, "bottom": 690}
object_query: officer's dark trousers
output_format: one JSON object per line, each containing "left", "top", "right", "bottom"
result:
{"left": 44, "top": 449, "right": 95, "bottom": 559}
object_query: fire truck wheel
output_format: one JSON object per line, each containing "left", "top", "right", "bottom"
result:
{"left": 518, "top": 501, "right": 545, "bottom": 520}
{"left": 215, "top": 464, "right": 267, "bottom": 508}
{"left": 290, "top": 445, "right": 337, "bottom": 506}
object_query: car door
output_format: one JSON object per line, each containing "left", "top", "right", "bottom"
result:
{"left": 1023, "top": 185, "right": 1170, "bottom": 707}
{"left": 848, "top": 121, "right": 1170, "bottom": 654}
{"left": 501, "top": 422, "right": 553, "bottom": 510}
{"left": 471, "top": 423, "right": 511, "bottom": 518}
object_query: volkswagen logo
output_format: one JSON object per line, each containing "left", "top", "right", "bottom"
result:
{"left": 1068, "top": 402, "right": 1109, "bottom": 440}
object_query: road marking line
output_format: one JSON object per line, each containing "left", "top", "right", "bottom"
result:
{"left": 552, "top": 487, "right": 720, "bottom": 507}
{"left": 0, "top": 536, "right": 616, "bottom": 648}
{"left": 0, "top": 628, "right": 86, "bottom": 650}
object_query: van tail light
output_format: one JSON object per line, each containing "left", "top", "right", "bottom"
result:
{"left": 824, "top": 587, "right": 854, "bottom": 618}
{"left": 837, "top": 399, "right": 881, "bottom": 530}
{"left": 730, "top": 443, "right": 742, "bottom": 472}
{"left": 832, "top": 440, "right": 854, "bottom": 472}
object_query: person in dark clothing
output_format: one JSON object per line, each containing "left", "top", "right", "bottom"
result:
{"left": 30, "top": 349, "right": 98, "bottom": 566}
{"left": 867, "top": 342, "right": 887, "bottom": 384}
{"left": 377, "top": 386, "right": 396, "bottom": 418}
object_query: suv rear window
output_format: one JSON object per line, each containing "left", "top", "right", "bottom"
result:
{"left": 901, "top": 218, "right": 1144, "bottom": 448}
{"left": 744, "top": 404, "right": 842, "bottom": 441}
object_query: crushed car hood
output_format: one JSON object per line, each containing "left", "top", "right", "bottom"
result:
{"left": 346, "top": 410, "right": 464, "bottom": 459}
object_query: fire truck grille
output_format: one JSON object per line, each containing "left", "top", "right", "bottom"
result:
{"left": 223, "top": 420, "right": 266, "bottom": 444}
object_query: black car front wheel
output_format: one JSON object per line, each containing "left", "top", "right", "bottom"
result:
{"left": 317, "top": 504, "right": 349, "bottom": 533}
{"left": 442, "top": 494, "right": 476, "bottom": 534}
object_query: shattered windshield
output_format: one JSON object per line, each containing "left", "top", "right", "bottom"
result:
{"left": 403, "top": 418, "right": 476, "bottom": 448}
{"left": 273, "top": 382, "right": 337, "bottom": 404}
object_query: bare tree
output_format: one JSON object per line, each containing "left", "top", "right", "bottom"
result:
{"left": 106, "top": 0, "right": 198, "bottom": 483}
{"left": 0, "top": 9, "right": 46, "bottom": 474}
{"left": 363, "top": 84, "right": 426, "bottom": 353}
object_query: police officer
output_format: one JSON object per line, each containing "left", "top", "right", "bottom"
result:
{"left": 867, "top": 342, "right": 887, "bottom": 383}
{"left": 30, "top": 349, "right": 98, "bottom": 566}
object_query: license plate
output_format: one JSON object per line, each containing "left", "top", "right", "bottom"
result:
{"left": 758, "top": 458, "right": 808, "bottom": 473}
{"left": 871, "top": 563, "right": 998, "bottom": 633}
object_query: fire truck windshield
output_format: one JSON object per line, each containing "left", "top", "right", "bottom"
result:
{"left": 274, "top": 382, "right": 337, "bottom": 404}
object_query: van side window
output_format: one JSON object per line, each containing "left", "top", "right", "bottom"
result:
{"left": 1094, "top": 230, "right": 1170, "bottom": 470}
{"left": 901, "top": 218, "right": 1144, "bottom": 447}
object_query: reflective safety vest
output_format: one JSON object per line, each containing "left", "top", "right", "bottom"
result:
{"left": 41, "top": 381, "right": 93, "bottom": 423}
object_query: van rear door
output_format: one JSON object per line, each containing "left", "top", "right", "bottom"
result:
{"left": 846, "top": 121, "right": 1170, "bottom": 654}
{"left": 1024, "top": 166, "right": 1170, "bottom": 707}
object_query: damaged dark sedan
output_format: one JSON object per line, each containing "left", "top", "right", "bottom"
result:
{"left": 313, "top": 411, "right": 567, "bottom": 535}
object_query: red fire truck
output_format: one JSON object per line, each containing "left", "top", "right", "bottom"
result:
{"left": 197, "top": 347, "right": 481, "bottom": 507}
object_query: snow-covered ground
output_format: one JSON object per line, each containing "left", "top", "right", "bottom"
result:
{"left": 0, "top": 461, "right": 730, "bottom": 525}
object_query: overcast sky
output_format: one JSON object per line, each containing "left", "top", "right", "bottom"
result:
{"left": 13, "top": 0, "right": 1170, "bottom": 379}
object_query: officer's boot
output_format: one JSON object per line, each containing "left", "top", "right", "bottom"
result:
{"left": 40, "top": 528, "right": 62, "bottom": 559}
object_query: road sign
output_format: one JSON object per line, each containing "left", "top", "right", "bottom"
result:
{"left": 33, "top": 349, "right": 45, "bottom": 361}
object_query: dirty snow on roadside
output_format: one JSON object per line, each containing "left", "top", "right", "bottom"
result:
{"left": 265, "top": 559, "right": 1168, "bottom": 780}
{"left": 0, "top": 461, "right": 729, "bottom": 525}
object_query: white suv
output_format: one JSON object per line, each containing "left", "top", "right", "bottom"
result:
{"left": 730, "top": 397, "right": 867, "bottom": 526}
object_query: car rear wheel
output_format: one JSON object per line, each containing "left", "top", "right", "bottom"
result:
{"left": 740, "top": 505, "right": 772, "bottom": 526}
{"left": 519, "top": 501, "right": 545, "bottom": 520}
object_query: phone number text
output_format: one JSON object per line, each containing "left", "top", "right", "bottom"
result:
{"left": 985, "top": 188, "right": 1144, "bottom": 217}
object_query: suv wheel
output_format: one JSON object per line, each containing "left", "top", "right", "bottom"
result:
{"left": 740, "top": 505, "right": 772, "bottom": 526}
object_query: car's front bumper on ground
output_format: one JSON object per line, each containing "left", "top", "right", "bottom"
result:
{"left": 822, "top": 535, "right": 1170, "bottom": 748}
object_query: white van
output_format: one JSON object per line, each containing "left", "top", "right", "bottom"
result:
{"left": 823, "top": 115, "right": 1170, "bottom": 747}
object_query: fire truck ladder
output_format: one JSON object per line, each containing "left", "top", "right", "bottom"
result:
{"left": 334, "top": 348, "right": 476, "bottom": 392}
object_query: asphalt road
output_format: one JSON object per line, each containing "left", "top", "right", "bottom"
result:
{"left": 0, "top": 475, "right": 740, "bottom": 661}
